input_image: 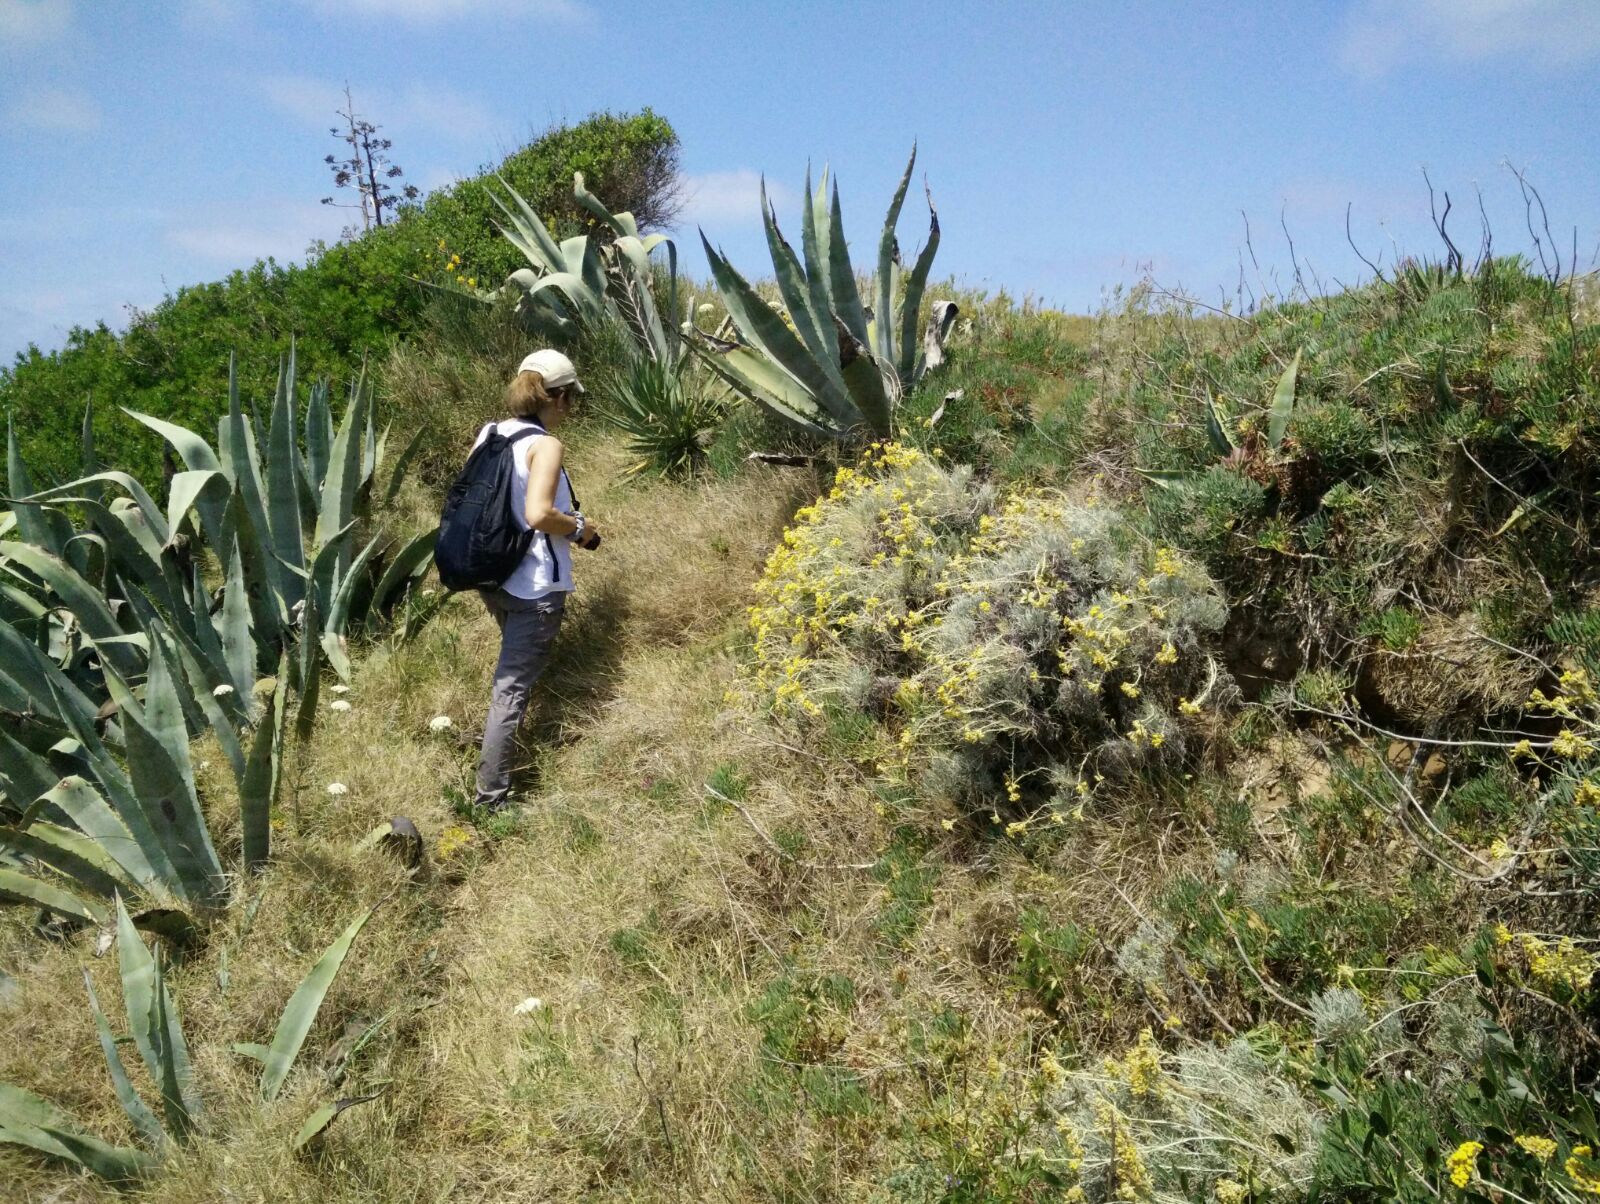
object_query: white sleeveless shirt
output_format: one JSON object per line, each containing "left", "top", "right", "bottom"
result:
{"left": 470, "top": 418, "right": 575, "bottom": 600}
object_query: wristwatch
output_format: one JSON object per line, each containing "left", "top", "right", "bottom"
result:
{"left": 570, "top": 511, "right": 586, "bottom": 544}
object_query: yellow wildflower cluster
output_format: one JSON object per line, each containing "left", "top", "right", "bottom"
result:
{"left": 436, "top": 239, "right": 475, "bottom": 288}
{"left": 1569, "top": 1146, "right": 1600, "bottom": 1195}
{"left": 1447, "top": 1139, "right": 1482, "bottom": 1188}
{"left": 1518, "top": 932, "right": 1599, "bottom": 994}
{"left": 743, "top": 442, "right": 1221, "bottom": 823}
{"left": 1095, "top": 1099, "right": 1154, "bottom": 1200}
{"left": 746, "top": 442, "right": 951, "bottom": 717}
{"left": 1103, "top": 1027, "right": 1166, "bottom": 1099}
{"left": 436, "top": 825, "right": 472, "bottom": 860}
{"left": 1514, "top": 1133, "right": 1557, "bottom": 1162}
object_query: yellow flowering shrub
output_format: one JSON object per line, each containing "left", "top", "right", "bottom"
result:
{"left": 744, "top": 443, "right": 1228, "bottom": 821}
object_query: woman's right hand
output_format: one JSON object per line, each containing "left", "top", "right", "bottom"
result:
{"left": 576, "top": 521, "right": 602, "bottom": 550}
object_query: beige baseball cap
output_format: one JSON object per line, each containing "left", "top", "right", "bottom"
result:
{"left": 517, "top": 348, "right": 585, "bottom": 392}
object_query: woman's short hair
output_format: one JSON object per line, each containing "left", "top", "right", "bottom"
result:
{"left": 504, "top": 369, "right": 569, "bottom": 419}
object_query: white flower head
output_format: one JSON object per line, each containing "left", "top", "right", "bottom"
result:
{"left": 512, "top": 997, "right": 544, "bottom": 1016}
{"left": 429, "top": 715, "right": 454, "bottom": 733}
{"left": 330, "top": 684, "right": 351, "bottom": 695}
{"left": 697, "top": 302, "right": 715, "bottom": 317}
{"left": 212, "top": 683, "right": 235, "bottom": 697}
{"left": 326, "top": 782, "right": 349, "bottom": 796}
{"left": 329, "top": 700, "right": 352, "bottom": 713}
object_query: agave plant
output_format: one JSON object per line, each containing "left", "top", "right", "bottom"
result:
{"left": 0, "top": 897, "right": 376, "bottom": 1181}
{"left": 489, "top": 171, "right": 680, "bottom": 366}
{"left": 1142, "top": 350, "right": 1303, "bottom": 488}
{"left": 0, "top": 349, "right": 435, "bottom": 928}
{"left": 691, "top": 146, "right": 960, "bottom": 440}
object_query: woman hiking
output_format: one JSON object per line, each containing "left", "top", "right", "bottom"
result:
{"left": 471, "top": 348, "right": 601, "bottom": 810}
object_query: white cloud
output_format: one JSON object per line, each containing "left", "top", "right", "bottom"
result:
{"left": 0, "top": 0, "right": 71, "bottom": 46}
{"left": 292, "top": 0, "right": 587, "bottom": 23}
{"left": 1339, "top": 0, "right": 1600, "bottom": 76}
{"left": 679, "top": 170, "right": 797, "bottom": 232}
{"left": 5, "top": 87, "right": 101, "bottom": 133}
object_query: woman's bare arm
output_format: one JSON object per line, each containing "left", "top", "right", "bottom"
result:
{"left": 523, "top": 437, "right": 580, "bottom": 536}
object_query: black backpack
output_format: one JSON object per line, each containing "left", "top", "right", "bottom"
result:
{"left": 434, "top": 421, "right": 548, "bottom": 592}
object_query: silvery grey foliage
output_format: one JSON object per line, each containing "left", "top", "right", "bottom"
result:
{"left": 1116, "top": 918, "right": 1176, "bottom": 986}
{"left": 1311, "top": 986, "right": 1368, "bottom": 1047}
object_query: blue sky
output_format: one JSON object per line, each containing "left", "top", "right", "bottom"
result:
{"left": 1, "top": 0, "right": 1596, "bottom": 363}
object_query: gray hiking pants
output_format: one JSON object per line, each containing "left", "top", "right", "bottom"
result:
{"left": 475, "top": 589, "right": 566, "bottom": 808}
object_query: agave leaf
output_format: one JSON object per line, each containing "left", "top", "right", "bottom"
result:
{"left": 0, "top": 616, "right": 98, "bottom": 728}
{"left": 296, "top": 589, "right": 322, "bottom": 742}
{"left": 292, "top": 1092, "right": 382, "bottom": 1152}
{"left": 222, "top": 355, "right": 285, "bottom": 608}
{"left": 572, "top": 171, "right": 635, "bottom": 239}
{"left": 165, "top": 470, "right": 228, "bottom": 552}
{"left": 694, "top": 343, "right": 833, "bottom": 438}
{"left": 609, "top": 234, "right": 674, "bottom": 363}
{"left": 37, "top": 776, "right": 170, "bottom": 898}
{"left": 701, "top": 235, "right": 858, "bottom": 431}
{"left": 260, "top": 907, "right": 374, "bottom": 1102}
{"left": 0, "top": 544, "right": 141, "bottom": 679}
{"left": 324, "top": 529, "right": 386, "bottom": 645}
{"left": 1204, "top": 389, "right": 1236, "bottom": 458}
{"left": 81, "top": 397, "right": 102, "bottom": 493}
{"left": 1267, "top": 349, "right": 1302, "bottom": 449}
{"left": 381, "top": 428, "right": 427, "bottom": 510}
{"left": 116, "top": 644, "right": 225, "bottom": 911}
{"left": 316, "top": 376, "right": 367, "bottom": 575}
{"left": 6, "top": 420, "right": 75, "bottom": 557}
{"left": 875, "top": 145, "right": 916, "bottom": 367}
{"left": 797, "top": 164, "right": 842, "bottom": 368}
{"left": 131, "top": 607, "right": 245, "bottom": 780}
{"left": 835, "top": 319, "right": 893, "bottom": 437}
{"left": 122, "top": 408, "right": 226, "bottom": 540}
{"left": 232, "top": 1042, "right": 270, "bottom": 1062}
{"left": 239, "top": 674, "right": 283, "bottom": 874}
{"left": 189, "top": 562, "right": 228, "bottom": 678}
{"left": 24, "top": 470, "right": 167, "bottom": 536}
{"left": 760, "top": 181, "right": 840, "bottom": 384}
{"left": 63, "top": 497, "right": 180, "bottom": 619}
{"left": 0, "top": 1081, "right": 156, "bottom": 1181}
{"left": 304, "top": 380, "right": 334, "bottom": 498}
{"left": 365, "top": 529, "right": 437, "bottom": 632}
{"left": 493, "top": 174, "right": 566, "bottom": 269}
{"left": 0, "top": 820, "right": 139, "bottom": 900}
{"left": 221, "top": 529, "right": 255, "bottom": 699}
{"left": 0, "top": 866, "right": 105, "bottom": 924}
{"left": 115, "top": 897, "right": 199, "bottom": 1135}
{"left": 308, "top": 520, "right": 355, "bottom": 624}
{"left": 220, "top": 481, "right": 285, "bottom": 652}
{"left": 83, "top": 968, "right": 167, "bottom": 1150}
{"left": 0, "top": 727, "right": 62, "bottom": 816}
{"left": 825, "top": 178, "right": 871, "bottom": 349}
{"left": 900, "top": 182, "right": 944, "bottom": 383}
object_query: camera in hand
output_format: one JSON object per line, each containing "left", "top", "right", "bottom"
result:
{"left": 580, "top": 530, "right": 602, "bottom": 551}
